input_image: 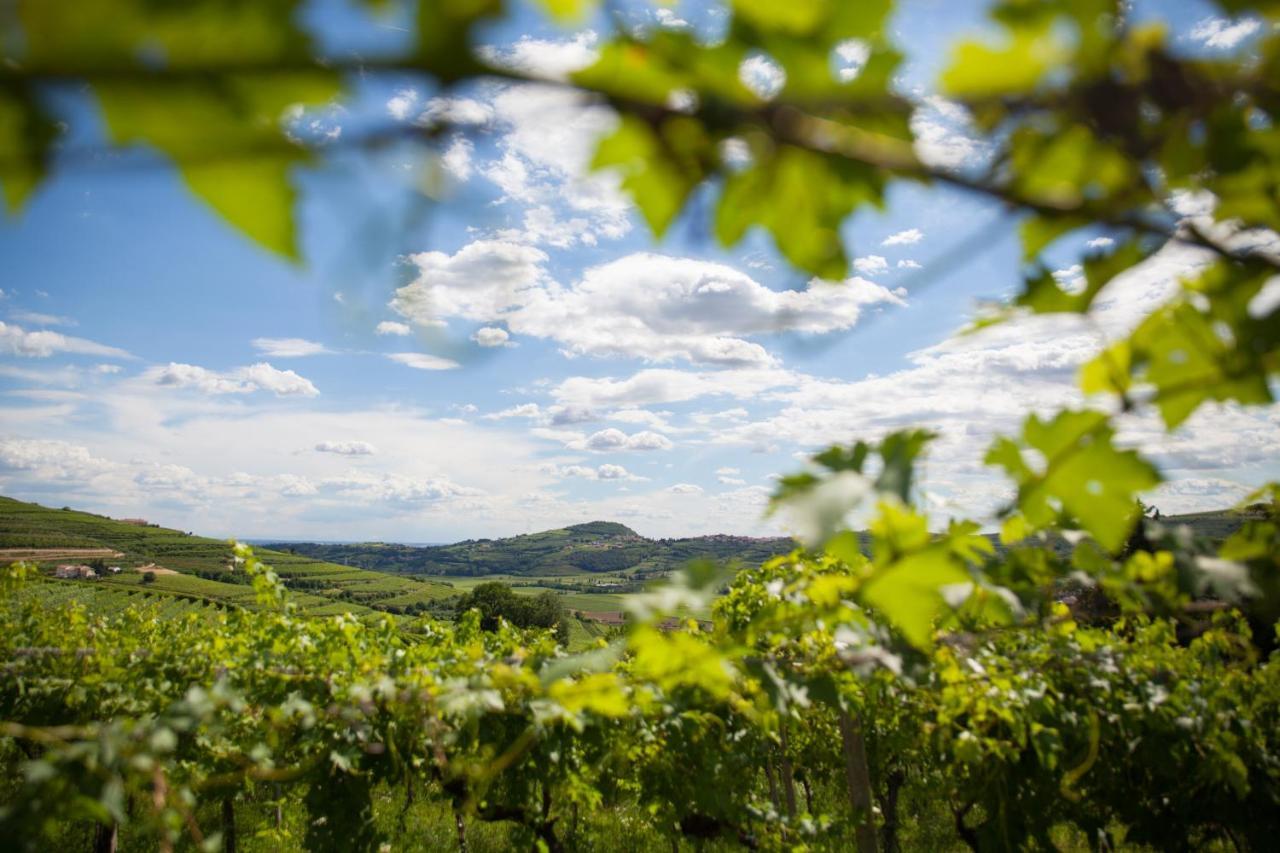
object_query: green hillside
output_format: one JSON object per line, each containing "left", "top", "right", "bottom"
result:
{"left": 0, "top": 496, "right": 454, "bottom": 617}
{"left": 263, "top": 521, "right": 796, "bottom": 577}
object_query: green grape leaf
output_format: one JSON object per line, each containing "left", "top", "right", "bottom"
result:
{"left": 539, "top": 0, "right": 594, "bottom": 22}
{"left": 0, "top": 88, "right": 56, "bottom": 213}
{"left": 942, "top": 21, "right": 1067, "bottom": 97}
{"left": 96, "top": 73, "right": 337, "bottom": 260}
{"left": 986, "top": 410, "right": 1161, "bottom": 552}
{"left": 418, "top": 0, "right": 504, "bottom": 78}
{"left": 716, "top": 144, "right": 882, "bottom": 278}
{"left": 861, "top": 546, "right": 970, "bottom": 649}
{"left": 592, "top": 114, "right": 710, "bottom": 237}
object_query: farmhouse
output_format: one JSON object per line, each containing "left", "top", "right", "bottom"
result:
{"left": 54, "top": 564, "right": 97, "bottom": 579}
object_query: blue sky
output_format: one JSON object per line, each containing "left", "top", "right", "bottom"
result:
{"left": 1, "top": 0, "right": 1276, "bottom": 541}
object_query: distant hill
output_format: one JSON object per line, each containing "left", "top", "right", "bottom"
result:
{"left": 0, "top": 495, "right": 455, "bottom": 616}
{"left": 263, "top": 520, "right": 796, "bottom": 577}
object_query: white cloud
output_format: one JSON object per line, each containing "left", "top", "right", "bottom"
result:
{"left": 393, "top": 248, "right": 901, "bottom": 367}
{"left": 582, "top": 428, "right": 673, "bottom": 452}
{"left": 853, "top": 255, "right": 889, "bottom": 276}
{"left": 667, "top": 483, "right": 703, "bottom": 495}
{"left": 391, "top": 240, "right": 548, "bottom": 326}
{"left": 9, "top": 310, "right": 74, "bottom": 326}
{"left": 833, "top": 39, "right": 871, "bottom": 82}
{"left": 543, "top": 462, "right": 642, "bottom": 481}
{"left": 740, "top": 53, "right": 785, "bottom": 99}
{"left": 1188, "top": 16, "right": 1261, "bottom": 50}
{"left": 1086, "top": 236, "right": 1115, "bottom": 249}
{"left": 375, "top": 321, "right": 412, "bottom": 336}
{"left": 319, "top": 470, "right": 482, "bottom": 505}
{"left": 315, "top": 440, "right": 377, "bottom": 456}
{"left": 251, "top": 337, "right": 330, "bottom": 357}
{"left": 386, "top": 87, "right": 418, "bottom": 121}
{"left": 441, "top": 136, "right": 474, "bottom": 181}
{"left": 485, "top": 403, "right": 542, "bottom": 420}
{"left": 882, "top": 228, "right": 923, "bottom": 246}
{"left": 517, "top": 254, "right": 901, "bottom": 367}
{"left": 0, "top": 321, "right": 132, "bottom": 360}
{"left": 911, "top": 96, "right": 989, "bottom": 171}
{"left": 0, "top": 438, "right": 117, "bottom": 481}
{"left": 149, "top": 362, "right": 319, "bottom": 397}
{"left": 420, "top": 96, "right": 493, "bottom": 126}
{"left": 897, "top": 259, "right": 922, "bottom": 270}
{"left": 479, "top": 31, "right": 599, "bottom": 82}
{"left": 553, "top": 367, "right": 796, "bottom": 409}
{"left": 472, "top": 326, "right": 511, "bottom": 347}
{"left": 654, "top": 7, "right": 689, "bottom": 29}
{"left": 386, "top": 352, "right": 461, "bottom": 371}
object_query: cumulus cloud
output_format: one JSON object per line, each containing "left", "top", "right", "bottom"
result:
{"left": 251, "top": 337, "right": 330, "bottom": 357}
{"left": 480, "top": 31, "right": 599, "bottom": 82}
{"left": 667, "top": 483, "right": 703, "bottom": 495}
{"left": 543, "top": 462, "right": 643, "bottom": 481}
{"left": 386, "top": 88, "right": 418, "bottom": 121}
{"left": 441, "top": 136, "right": 475, "bottom": 181}
{"left": 150, "top": 362, "right": 319, "bottom": 397}
{"left": 319, "top": 470, "right": 482, "bottom": 505}
{"left": 1189, "top": 16, "right": 1261, "bottom": 50}
{"left": 391, "top": 240, "right": 548, "bottom": 326}
{"left": 375, "top": 321, "right": 411, "bottom": 336}
{"left": 472, "top": 326, "right": 511, "bottom": 347}
{"left": 583, "top": 428, "right": 673, "bottom": 452}
{"left": 853, "top": 255, "right": 889, "bottom": 276}
{"left": 833, "top": 38, "right": 871, "bottom": 82}
{"left": 0, "top": 321, "right": 132, "bottom": 360}
{"left": 392, "top": 249, "right": 901, "bottom": 367}
{"left": 518, "top": 254, "right": 901, "bottom": 366}
{"left": 315, "top": 440, "right": 377, "bottom": 456}
{"left": 0, "top": 438, "right": 117, "bottom": 481}
{"left": 911, "top": 96, "right": 990, "bottom": 171}
{"left": 739, "top": 53, "right": 785, "bottom": 99}
{"left": 420, "top": 97, "right": 494, "bottom": 126}
{"left": 386, "top": 352, "right": 461, "bottom": 371}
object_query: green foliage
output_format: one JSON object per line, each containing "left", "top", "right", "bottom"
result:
{"left": 455, "top": 581, "right": 569, "bottom": 642}
{"left": 986, "top": 410, "right": 1161, "bottom": 552}
{"left": 3, "top": 0, "right": 1280, "bottom": 849}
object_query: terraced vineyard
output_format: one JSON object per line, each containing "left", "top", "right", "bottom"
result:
{"left": 0, "top": 496, "right": 453, "bottom": 618}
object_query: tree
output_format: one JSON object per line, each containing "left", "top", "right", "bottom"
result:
{"left": 455, "top": 582, "right": 568, "bottom": 642}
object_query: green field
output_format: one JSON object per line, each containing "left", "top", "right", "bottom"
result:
{"left": 0, "top": 496, "right": 454, "bottom": 618}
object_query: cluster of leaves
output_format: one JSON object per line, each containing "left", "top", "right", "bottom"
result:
{"left": 453, "top": 581, "right": 570, "bottom": 643}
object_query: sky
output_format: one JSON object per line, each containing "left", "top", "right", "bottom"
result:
{"left": 1, "top": 0, "right": 1277, "bottom": 543}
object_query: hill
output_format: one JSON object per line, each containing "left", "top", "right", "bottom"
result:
{"left": 263, "top": 520, "right": 797, "bottom": 578}
{"left": 0, "top": 496, "right": 455, "bottom": 617}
